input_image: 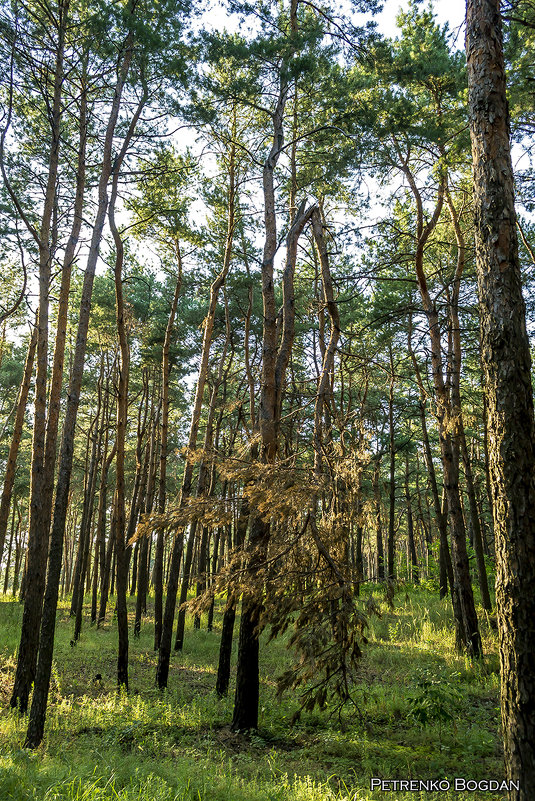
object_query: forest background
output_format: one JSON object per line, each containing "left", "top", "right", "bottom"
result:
{"left": 0, "top": 0, "right": 534, "bottom": 799}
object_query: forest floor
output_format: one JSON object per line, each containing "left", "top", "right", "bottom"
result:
{"left": 0, "top": 584, "right": 504, "bottom": 801}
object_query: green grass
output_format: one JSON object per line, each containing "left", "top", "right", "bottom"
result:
{"left": 0, "top": 585, "right": 504, "bottom": 800}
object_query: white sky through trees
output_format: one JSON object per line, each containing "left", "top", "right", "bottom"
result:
{"left": 378, "top": 0, "right": 465, "bottom": 40}
{"left": 202, "top": 1, "right": 467, "bottom": 45}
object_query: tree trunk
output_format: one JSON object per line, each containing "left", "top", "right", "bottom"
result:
{"left": 402, "top": 162, "right": 481, "bottom": 657}
{"left": 135, "top": 412, "right": 158, "bottom": 637}
{"left": 24, "top": 35, "right": 136, "bottom": 747}
{"left": 387, "top": 347, "right": 396, "bottom": 580}
{"left": 466, "top": 1, "right": 535, "bottom": 793}
{"left": 109, "top": 144, "right": 136, "bottom": 693}
{"left": 3, "top": 503, "right": 19, "bottom": 593}
{"left": 70, "top": 429, "right": 93, "bottom": 617}
{"left": 91, "top": 425, "right": 115, "bottom": 624}
{"left": 176, "top": 346, "right": 228, "bottom": 650}
{"left": 460, "top": 427, "right": 492, "bottom": 611}
{"left": 12, "top": 517, "right": 25, "bottom": 598}
{"left": 73, "top": 400, "right": 102, "bottom": 641}
{"left": 373, "top": 459, "right": 385, "bottom": 581}
{"left": 216, "top": 592, "right": 236, "bottom": 696}
{"left": 232, "top": 38, "right": 305, "bottom": 727}
{"left": 206, "top": 526, "right": 221, "bottom": 632}
{"left": 0, "top": 325, "right": 36, "bottom": 564}
{"left": 98, "top": 514, "right": 116, "bottom": 627}
{"left": 156, "top": 134, "right": 236, "bottom": 687}
{"left": 154, "top": 247, "right": 183, "bottom": 650}
{"left": 445, "top": 189, "right": 492, "bottom": 613}
{"left": 10, "top": 9, "right": 67, "bottom": 713}
{"left": 405, "top": 452, "right": 419, "bottom": 583}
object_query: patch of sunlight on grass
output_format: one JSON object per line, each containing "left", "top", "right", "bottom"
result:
{"left": 0, "top": 586, "right": 503, "bottom": 801}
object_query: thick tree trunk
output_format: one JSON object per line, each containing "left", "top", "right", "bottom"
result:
{"left": 466, "top": 2, "right": 535, "bottom": 794}
{"left": 232, "top": 586, "right": 261, "bottom": 729}
{"left": 216, "top": 590, "right": 236, "bottom": 696}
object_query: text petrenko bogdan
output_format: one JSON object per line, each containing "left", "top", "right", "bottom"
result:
{"left": 369, "top": 778, "right": 520, "bottom": 793}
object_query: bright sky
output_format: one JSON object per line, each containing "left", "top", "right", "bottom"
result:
{"left": 378, "top": 0, "right": 466, "bottom": 41}
{"left": 203, "top": 0, "right": 467, "bottom": 44}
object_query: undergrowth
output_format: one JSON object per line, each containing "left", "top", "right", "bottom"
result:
{"left": 0, "top": 584, "right": 504, "bottom": 800}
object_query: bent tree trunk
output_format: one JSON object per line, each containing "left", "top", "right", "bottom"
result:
{"left": 466, "top": 1, "right": 535, "bottom": 795}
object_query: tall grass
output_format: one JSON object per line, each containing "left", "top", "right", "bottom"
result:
{"left": 0, "top": 586, "right": 504, "bottom": 800}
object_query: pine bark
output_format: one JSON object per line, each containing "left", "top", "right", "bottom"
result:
{"left": 466, "top": 1, "right": 535, "bottom": 793}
